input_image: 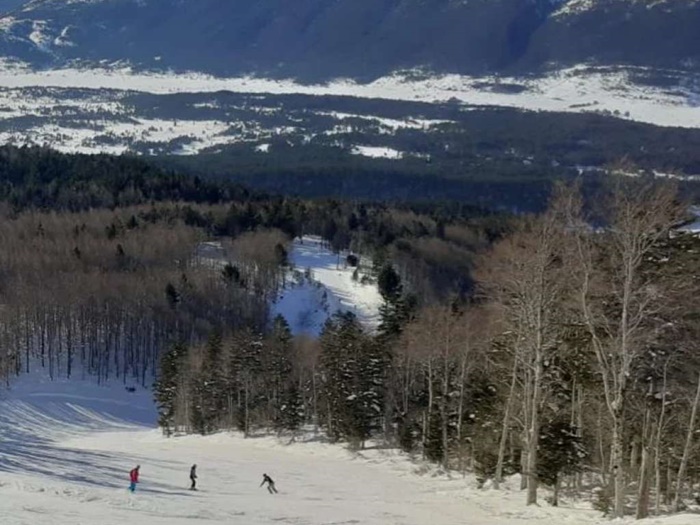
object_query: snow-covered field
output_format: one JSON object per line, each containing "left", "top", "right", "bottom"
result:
{"left": 2, "top": 373, "right": 698, "bottom": 525}
{"left": 351, "top": 145, "right": 404, "bottom": 159}
{"left": 1, "top": 60, "right": 698, "bottom": 128}
{"left": 274, "top": 236, "right": 382, "bottom": 335}
{"left": 0, "top": 59, "right": 698, "bottom": 158}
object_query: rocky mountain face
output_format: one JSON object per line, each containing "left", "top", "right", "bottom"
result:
{"left": 0, "top": 0, "right": 698, "bottom": 79}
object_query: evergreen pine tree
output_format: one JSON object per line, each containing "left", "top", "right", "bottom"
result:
{"left": 228, "top": 329, "right": 264, "bottom": 435}
{"left": 424, "top": 410, "right": 445, "bottom": 463}
{"left": 319, "top": 312, "right": 385, "bottom": 447}
{"left": 267, "top": 316, "right": 303, "bottom": 431}
{"left": 538, "top": 421, "right": 587, "bottom": 506}
{"left": 276, "top": 381, "right": 305, "bottom": 433}
{"left": 320, "top": 312, "right": 360, "bottom": 442}
{"left": 153, "top": 341, "right": 186, "bottom": 436}
{"left": 191, "top": 331, "right": 226, "bottom": 435}
{"left": 377, "top": 264, "right": 414, "bottom": 340}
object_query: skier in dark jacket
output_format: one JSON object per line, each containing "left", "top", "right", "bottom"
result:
{"left": 190, "top": 464, "right": 197, "bottom": 490}
{"left": 260, "top": 473, "right": 278, "bottom": 494}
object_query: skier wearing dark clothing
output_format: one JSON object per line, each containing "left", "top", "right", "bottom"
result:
{"left": 190, "top": 464, "right": 197, "bottom": 490}
{"left": 260, "top": 473, "right": 278, "bottom": 494}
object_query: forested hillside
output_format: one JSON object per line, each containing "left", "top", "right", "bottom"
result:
{"left": 0, "top": 145, "right": 504, "bottom": 385}
{"left": 152, "top": 179, "right": 700, "bottom": 518}
{"left": 1, "top": 145, "right": 699, "bottom": 518}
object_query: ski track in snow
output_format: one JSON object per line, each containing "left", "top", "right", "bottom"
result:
{"left": 1, "top": 373, "right": 699, "bottom": 524}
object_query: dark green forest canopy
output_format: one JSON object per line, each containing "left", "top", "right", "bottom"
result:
{"left": 0, "top": 144, "right": 510, "bottom": 299}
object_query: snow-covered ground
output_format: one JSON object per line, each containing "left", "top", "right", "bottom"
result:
{"left": 274, "top": 236, "right": 382, "bottom": 335}
{"left": 351, "top": 145, "right": 404, "bottom": 159}
{"left": 679, "top": 206, "right": 700, "bottom": 234}
{"left": 0, "top": 60, "right": 698, "bottom": 157}
{"left": 317, "top": 111, "right": 453, "bottom": 132}
{"left": 0, "top": 60, "right": 698, "bottom": 128}
{"left": 1, "top": 372, "right": 699, "bottom": 525}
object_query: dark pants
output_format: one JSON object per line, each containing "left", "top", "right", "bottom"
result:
{"left": 190, "top": 477, "right": 196, "bottom": 490}
{"left": 267, "top": 482, "right": 277, "bottom": 494}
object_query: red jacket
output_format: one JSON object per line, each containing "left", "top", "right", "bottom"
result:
{"left": 130, "top": 468, "right": 139, "bottom": 483}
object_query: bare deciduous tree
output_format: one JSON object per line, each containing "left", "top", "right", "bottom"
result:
{"left": 565, "top": 178, "right": 685, "bottom": 518}
{"left": 476, "top": 188, "right": 572, "bottom": 505}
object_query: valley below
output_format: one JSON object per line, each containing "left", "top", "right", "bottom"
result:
{"left": 1, "top": 60, "right": 700, "bottom": 207}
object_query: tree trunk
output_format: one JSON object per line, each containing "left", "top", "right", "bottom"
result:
{"left": 552, "top": 474, "right": 560, "bottom": 507}
{"left": 520, "top": 447, "right": 528, "bottom": 491}
{"left": 526, "top": 352, "right": 543, "bottom": 506}
{"left": 611, "top": 409, "right": 626, "bottom": 518}
{"left": 672, "top": 371, "right": 700, "bottom": 512}
{"left": 654, "top": 360, "right": 669, "bottom": 515}
{"left": 665, "top": 462, "right": 673, "bottom": 505}
{"left": 636, "top": 445, "right": 651, "bottom": 519}
{"left": 423, "top": 360, "right": 434, "bottom": 459}
{"left": 597, "top": 405, "right": 608, "bottom": 486}
{"left": 630, "top": 437, "right": 639, "bottom": 481}
{"left": 636, "top": 407, "right": 652, "bottom": 520}
{"left": 495, "top": 359, "right": 518, "bottom": 489}
{"left": 455, "top": 355, "right": 468, "bottom": 472}
{"left": 441, "top": 349, "right": 450, "bottom": 469}
{"left": 575, "top": 384, "right": 584, "bottom": 494}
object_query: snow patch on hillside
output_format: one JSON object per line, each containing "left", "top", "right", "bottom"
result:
{"left": 0, "top": 115, "right": 237, "bottom": 155}
{"left": 273, "top": 236, "right": 382, "bottom": 335}
{"left": 555, "top": 0, "right": 700, "bottom": 17}
{"left": 318, "top": 111, "right": 453, "bottom": 132}
{"left": 679, "top": 206, "right": 700, "bottom": 234}
{"left": 351, "top": 145, "right": 403, "bottom": 159}
{"left": 28, "top": 20, "right": 51, "bottom": 51}
{"left": 0, "top": 60, "right": 699, "bottom": 128}
{"left": 53, "top": 25, "right": 76, "bottom": 47}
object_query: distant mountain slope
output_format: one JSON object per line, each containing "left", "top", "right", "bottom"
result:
{"left": 0, "top": 0, "right": 699, "bottom": 80}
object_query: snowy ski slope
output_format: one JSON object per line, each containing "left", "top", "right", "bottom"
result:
{"left": 1, "top": 372, "right": 698, "bottom": 525}
{"left": 273, "top": 236, "right": 382, "bottom": 335}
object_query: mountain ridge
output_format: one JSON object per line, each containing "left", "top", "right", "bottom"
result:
{"left": 0, "top": 0, "right": 699, "bottom": 81}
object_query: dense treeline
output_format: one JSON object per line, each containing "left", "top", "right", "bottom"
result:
{"left": 156, "top": 178, "right": 700, "bottom": 519}
{"left": 156, "top": 96, "right": 700, "bottom": 208}
{"left": 0, "top": 144, "right": 504, "bottom": 386}
{"left": 0, "top": 198, "right": 500, "bottom": 385}
{"left": 0, "top": 142, "right": 509, "bottom": 295}
{"left": 0, "top": 205, "right": 278, "bottom": 384}
{"left": 0, "top": 145, "right": 255, "bottom": 211}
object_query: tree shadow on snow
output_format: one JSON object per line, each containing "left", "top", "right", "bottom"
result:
{"left": 0, "top": 403, "right": 193, "bottom": 496}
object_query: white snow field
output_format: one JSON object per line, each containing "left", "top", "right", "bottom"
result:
{"left": 351, "top": 145, "right": 404, "bottom": 159}
{"left": 0, "top": 60, "right": 699, "bottom": 129}
{"left": 1, "top": 373, "right": 699, "bottom": 525}
{"left": 274, "top": 236, "right": 382, "bottom": 335}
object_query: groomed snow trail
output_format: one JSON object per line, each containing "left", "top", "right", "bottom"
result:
{"left": 274, "top": 236, "right": 382, "bottom": 335}
{"left": 1, "top": 377, "right": 698, "bottom": 525}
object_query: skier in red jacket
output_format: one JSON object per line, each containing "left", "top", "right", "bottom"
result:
{"left": 129, "top": 465, "right": 140, "bottom": 492}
